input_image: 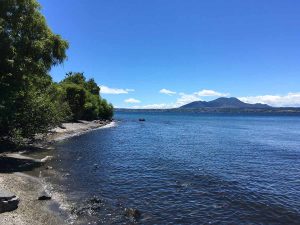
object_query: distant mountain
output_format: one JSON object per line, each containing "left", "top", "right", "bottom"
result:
{"left": 180, "top": 97, "right": 271, "bottom": 109}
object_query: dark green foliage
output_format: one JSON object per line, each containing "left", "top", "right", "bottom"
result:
{"left": 0, "top": 0, "right": 113, "bottom": 143}
{"left": 0, "top": 0, "right": 68, "bottom": 91}
{"left": 0, "top": 0, "right": 69, "bottom": 141}
{"left": 83, "top": 94, "right": 100, "bottom": 120}
{"left": 60, "top": 72, "right": 113, "bottom": 121}
{"left": 62, "top": 83, "right": 86, "bottom": 120}
{"left": 85, "top": 79, "right": 100, "bottom": 95}
{"left": 99, "top": 99, "right": 114, "bottom": 120}
{"left": 63, "top": 72, "right": 86, "bottom": 86}
{"left": 9, "top": 86, "right": 71, "bottom": 140}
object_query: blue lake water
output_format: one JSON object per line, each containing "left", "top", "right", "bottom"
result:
{"left": 50, "top": 112, "right": 300, "bottom": 224}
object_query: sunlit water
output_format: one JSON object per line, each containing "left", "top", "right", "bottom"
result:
{"left": 48, "top": 112, "right": 300, "bottom": 224}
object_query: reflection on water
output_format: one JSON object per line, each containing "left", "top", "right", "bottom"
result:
{"left": 48, "top": 112, "right": 300, "bottom": 224}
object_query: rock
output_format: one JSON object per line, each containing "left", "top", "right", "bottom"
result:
{"left": 124, "top": 208, "right": 141, "bottom": 219}
{"left": 38, "top": 194, "right": 51, "bottom": 200}
{"left": 58, "top": 124, "right": 66, "bottom": 129}
{"left": 89, "top": 196, "right": 101, "bottom": 204}
{"left": 93, "top": 164, "right": 99, "bottom": 169}
{"left": 0, "top": 190, "right": 19, "bottom": 213}
{"left": 72, "top": 197, "right": 103, "bottom": 215}
{"left": 62, "top": 173, "right": 70, "bottom": 177}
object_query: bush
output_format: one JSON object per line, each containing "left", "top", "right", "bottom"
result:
{"left": 4, "top": 86, "right": 70, "bottom": 141}
{"left": 60, "top": 72, "right": 113, "bottom": 121}
{"left": 0, "top": 0, "right": 68, "bottom": 142}
{"left": 62, "top": 83, "right": 86, "bottom": 121}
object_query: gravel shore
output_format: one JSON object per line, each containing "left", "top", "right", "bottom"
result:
{"left": 0, "top": 120, "right": 114, "bottom": 225}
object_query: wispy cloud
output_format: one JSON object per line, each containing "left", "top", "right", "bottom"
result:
{"left": 159, "top": 88, "right": 176, "bottom": 95}
{"left": 194, "top": 89, "right": 229, "bottom": 97}
{"left": 126, "top": 89, "right": 229, "bottom": 109}
{"left": 124, "top": 98, "right": 141, "bottom": 103}
{"left": 174, "top": 89, "right": 228, "bottom": 106}
{"left": 127, "top": 93, "right": 200, "bottom": 109}
{"left": 100, "top": 85, "right": 135, "bottom": 94}
{"left": 176, "top": 93, "right": 201, "bottom": 106}
{"left": 239, "top": 92, "right": 300, "bottom": 107}
{"left": 118, "top": 89, "right": 300, "bottom": 109}
{"left": 130, "top": 104, "right": 171, "bottom": 109}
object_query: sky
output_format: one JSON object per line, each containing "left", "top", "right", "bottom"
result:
{"left": 39, "top": 0, "right": 300, "bottom": 108}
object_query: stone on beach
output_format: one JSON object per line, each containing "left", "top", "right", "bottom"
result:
{"left": 58, "top": 124, "right": 66, "bottom": 129}
{"left": 0, "top": 189, "right": 19, "bottom": 213}
{"left": 38, "top": 195, "right": 51, "bottom": 201}
{"left": 124, "top": 208, "right": 141, "bottom": 219}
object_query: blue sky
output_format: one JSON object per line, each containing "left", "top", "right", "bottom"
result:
{"left": 40, "top": 0, "right": 300, "bottom": 108}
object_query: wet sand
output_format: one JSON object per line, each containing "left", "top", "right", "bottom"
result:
{"left": 0, "top": 173, "right": 65, "bottom": 225}
{"left": 0, "top": 120, "right": 114, "bottom": 225}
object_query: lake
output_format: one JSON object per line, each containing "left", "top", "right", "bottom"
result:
{"left": 49, "top": 112, "right": 300, "bottom": 224}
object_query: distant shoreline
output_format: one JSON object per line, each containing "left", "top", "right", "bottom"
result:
{"left": 115, "top": 108, "right": 300, "bottom": 114}
{"left": 115, "top": 97, "right": 300, "bottom": 113}
{"left": 0, "top": 120, "right": 115, "bottom": 225}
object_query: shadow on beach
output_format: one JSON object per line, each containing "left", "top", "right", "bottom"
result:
{"left": 0, "top": 141, "right": 20, "bottom": 154}
{"left": 0, "top": 139, "right": 50, "bottom": 153}
{"left": 0, "top": 156, "right": 42, "bottom": 173}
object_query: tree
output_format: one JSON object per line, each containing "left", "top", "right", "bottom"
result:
{"left": 0, "top": 0, "right": 69, "bottom": 140}
{"left": 99, "top": 99, "right": 114, "bottom": 120}
{"left": 11, "top": 86, "right": 71, "bottom": 140}
{"left": 60, "top": 72, "right": 113, "bottom": 121}
{"left": 63, "top": 72, "right": 86, "bottom": 86}
{"left": 85, "top": 78, "right": 100, "bottom": 96}
{"left": 62, "top": 83, "right": 86, "bottom": 120}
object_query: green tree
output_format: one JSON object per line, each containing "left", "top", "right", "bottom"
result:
{"left": 99, "top": 99, "right": 114, "bottom": 120}
{"left": 0, "top": 0, "right": 68, "bottom": 140}
{"left": 63, "top": 72, "right": 86, "bottom": 86}
{"left": 11, "top": 86, "right": 71, "bottom": 140}
{"left": 60, "top": 72, "right": 113, "bottom": 121}
{"left": 62, "top": 83, "right": 86, "bottom": 120}
{"left": 85, "top": 78, "right": 100, "bottom": 96}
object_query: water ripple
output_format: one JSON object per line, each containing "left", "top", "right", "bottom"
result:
{"left": 49, "top": 112, "right": 300, "bottom": 224}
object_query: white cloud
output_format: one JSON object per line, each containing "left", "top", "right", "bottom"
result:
{"left": 100, "top": 85, "right": 134, "bottom": 94}
{"left": 121, "top": 89, "right": 230, "bottom": 109}
{"left": 159, "top": 88, "right": 176, "bottom": 95}
{"left": 124, "top": 98, "right": 141, "bottom": 104}
{"left": 130, "top": 104, "right": 171, "bottom": 109}
{"left": 175, "top": 93, "right": 201, "bottom": 106}
{"left": 239, "top": 92, "right": 300, "bottom": 107}
{"left": 119, "top": 90, "right": 300, "bottom": 109}
{"left": 174, "top": 89, "right": 228, "bottom": 107}
{"left": 127, "top": 93, "right": 201, "bottom": 109}
{"left": 194, "top": 89, "right": 229, "bottom": 97}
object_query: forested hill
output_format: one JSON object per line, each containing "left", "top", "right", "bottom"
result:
{"left": 115, "top": 97, "right": 300, "bottom": 113}
{"left": 180, "top": 97, "right": 271, "bottom": 109}
{"left": 0, "top": 0, "right": 113, "bottom": 143}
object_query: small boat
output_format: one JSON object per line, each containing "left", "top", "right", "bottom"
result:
{"left": 139, "top": 118, "right": 146, "bottom": 121}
